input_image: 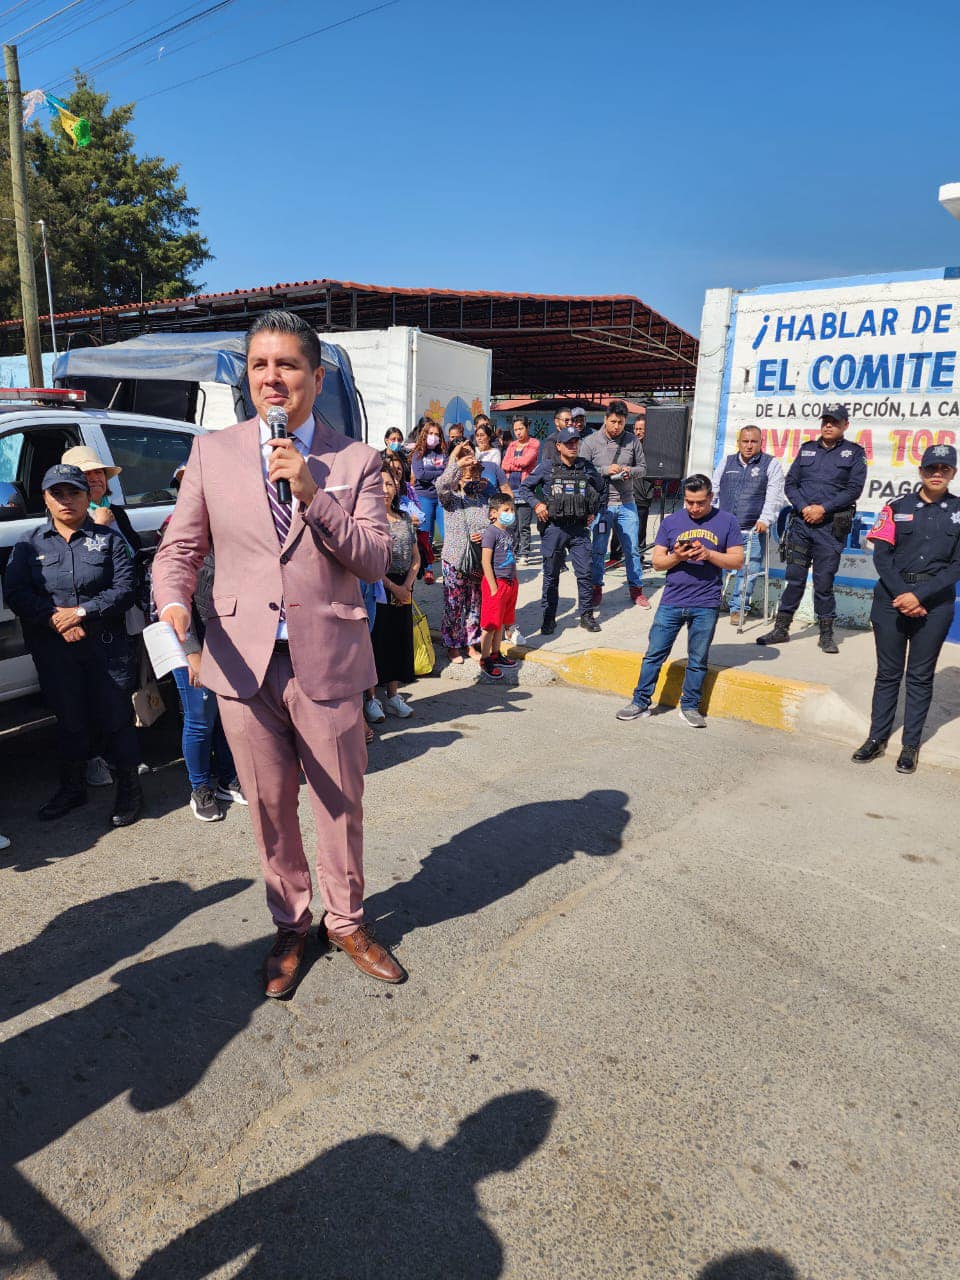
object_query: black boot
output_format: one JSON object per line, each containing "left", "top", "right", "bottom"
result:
{"left": 540, "top": 611, "right": 556, "bottom": 635}
{"left": 852, "top": 737, "right": 886, "bottom": 763}
{"left": 579, "top": 610, "right": 601, "bottom": 634}
{"left": 756, "top": 612, "right": 792, "bottom": 646}
{"left": 38, "top": 762, "right": 88, "bottom": 821}
{"left": 111, "top": 767, "right": 143, "bottom": 828}
{"left": 895, "top": 745, "right": 919, "bottom": 774}
{"left": 818, "top": 617, "right": 839, "bottom": 654}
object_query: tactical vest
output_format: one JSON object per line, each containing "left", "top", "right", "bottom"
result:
{"left": 718, "top": 452, "right": 772, "bottom": 530}
{"left": 547, "top": 462, "right": 592, "bottom": 522}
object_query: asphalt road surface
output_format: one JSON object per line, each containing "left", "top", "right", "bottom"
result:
{"left": 1, "top": 679, "right": 958, "bottom": 1279}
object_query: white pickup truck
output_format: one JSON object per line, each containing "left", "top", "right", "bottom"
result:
{"left": 0, "top": 390, "right": 202, "bottom": 734}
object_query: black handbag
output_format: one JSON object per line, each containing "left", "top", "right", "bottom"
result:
{"left": 457, "top": 536, "right": 483, "bottom": 578}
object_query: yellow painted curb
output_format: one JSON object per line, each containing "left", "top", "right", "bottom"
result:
{"left": 504, "top": 644, "right": 825, "bottom": 734}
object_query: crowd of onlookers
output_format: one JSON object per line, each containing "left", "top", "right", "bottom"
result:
{"left": 0, "top": 405, "right": 642, "bottom": 847}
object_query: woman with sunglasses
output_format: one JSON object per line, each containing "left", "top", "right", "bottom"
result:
{"left": 853, "top": 443, "right": 960, "bottom": 774}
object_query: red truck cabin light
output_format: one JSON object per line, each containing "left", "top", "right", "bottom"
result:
{"left": 0, "top": 387, "right": 86, "bottom": 404}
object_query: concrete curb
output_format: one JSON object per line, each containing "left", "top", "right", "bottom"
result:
{"left": 428, "top": 629, "right": 960, "bottom": 769}
{"left": 503, "top": 643, "right": 833, "bottom": 734}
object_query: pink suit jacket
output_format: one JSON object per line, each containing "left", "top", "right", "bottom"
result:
{"left": 152, "top": 416, "right": 390, "bottom": 702}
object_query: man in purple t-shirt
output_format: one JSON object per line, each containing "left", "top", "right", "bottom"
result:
{"left": 616, "top": 474, "right": 744, "bottom": 727}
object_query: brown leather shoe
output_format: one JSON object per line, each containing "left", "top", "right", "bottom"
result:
{"left": 264, "top": 928, "right": 307, "bottom": 998}
{"left": 327, "top": 924, "right": 406, "bottom": 983}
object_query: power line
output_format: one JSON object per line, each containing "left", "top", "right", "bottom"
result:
{"left": 19, "top": 0, "right": 142, "bottom": 55}
{"left": 138, "top": 0, "right": 398, "bottom": 102}
{"left": 46, "top": 0, "right": 236, "bottom": 90}
{"left": 6, "top": 0, "right": 88, "bottom": 42}
{"left": 0, "top": 0, "right": 47, "bottom": 25}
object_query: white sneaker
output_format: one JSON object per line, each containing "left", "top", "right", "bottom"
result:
{"left": 364, "top": 696, "right": 386, "bottom": 723}
{"left": 85, "top": 756, "right": 113, "bottom": 786}
{"left": 384, "top": 693, "right": 413, "bottom": 718}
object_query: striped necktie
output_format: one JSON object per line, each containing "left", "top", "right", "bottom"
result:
{"left": 266, "top": 476, "right": 292, "bottom": 625}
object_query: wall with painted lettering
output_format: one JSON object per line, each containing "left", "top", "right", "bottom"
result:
{"left": 690, "top": 268, "right": 960, "bottom": 630}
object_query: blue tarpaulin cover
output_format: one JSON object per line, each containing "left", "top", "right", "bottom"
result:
{"left": 52, "top": 332, "right": 248, "bottom": 385}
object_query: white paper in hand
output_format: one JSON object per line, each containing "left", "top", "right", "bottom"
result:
{"left": 143, "top": 620, "right": 189, "bottom": 678}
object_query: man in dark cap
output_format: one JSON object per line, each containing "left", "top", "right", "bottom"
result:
{"left": 758, "top": 404, "right": 867, "bottom": 653}
{"left": 852, "top": 443, "right": 960, "bottom": 774}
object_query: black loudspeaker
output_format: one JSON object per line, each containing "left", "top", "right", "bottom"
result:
{"left": 642, "top": 405, "right": 690, "bottom": 480}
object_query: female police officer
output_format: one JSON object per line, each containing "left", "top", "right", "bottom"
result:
{"left": 3, "top": 463, "right": 143, "bottom": 824}
{"left": 852, "top": 444, "right": 960, "bottom": 774}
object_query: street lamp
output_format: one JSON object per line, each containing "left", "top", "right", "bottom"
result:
{"left": 939, "top": 182, "right": 960, "bottom": 222}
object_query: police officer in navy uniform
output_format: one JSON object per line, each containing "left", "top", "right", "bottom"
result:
{"left": 3, "top": 464, "right": 143, "bottom": 825}
{"left": 757, "top": 404, "right": 867, "bottom": 653}
{"left": 518, "top": 426, "right": 604, "bottom": 634}
{"left": 852, "top": 444, "right": 960, "bottom": 774}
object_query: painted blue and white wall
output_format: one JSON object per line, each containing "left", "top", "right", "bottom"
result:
{"left": 690, "top": 268, "right": 960, "bottom": 633}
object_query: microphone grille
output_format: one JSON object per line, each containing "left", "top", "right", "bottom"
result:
{"left": 266, "top": 406, "right": 288, "bottom": 430}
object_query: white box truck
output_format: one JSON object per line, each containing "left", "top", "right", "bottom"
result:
{"left": 325, "top": 327, "right": 492, "bottom": 443}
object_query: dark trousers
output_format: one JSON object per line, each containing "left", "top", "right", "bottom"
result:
{"left": 541, "top": 522, "right": 593, "bottom": 617}
{"left": 868, "top": 589, "right": 954, "bottom": 747}
{"left": 31, "top": 627, "right": 140, "bottom": 771}
{"left": 515, "top": 502, "right": 534, "bottom": 557}
{"left": 779, "top": 520, "right": 844, "bottom": 619}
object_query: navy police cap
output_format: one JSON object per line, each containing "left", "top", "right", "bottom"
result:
{"left": 41, "top": 463, "right": 89, "bottom": 492}
{"left": 820, "top": 403, "right": 849, "bottom": 423}
{"left": 556, "top": 426, "right": 581, "bottom": 444}
{"left": 920, "top": 443, "right": 958, "bottom": 469}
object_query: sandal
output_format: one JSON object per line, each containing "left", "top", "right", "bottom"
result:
{"left": 364, "top": 724, "right": 375, "bottom": 744}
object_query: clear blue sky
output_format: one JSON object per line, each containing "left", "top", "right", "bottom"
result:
{"left": 8, "top": 0, "right": 960, "bottom": 332}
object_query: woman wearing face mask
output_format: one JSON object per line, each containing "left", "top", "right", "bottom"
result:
{"left": 411, "top": 419, "right": 447, "bottom": 549}
{"left": 436, "top": 442, "right": 489, "bottom": 664}
{"left": 383, "top": 428, "right": 405, "bottom": 456}
{"left": 501, "top": 415, "right": 541, "bottom": 565}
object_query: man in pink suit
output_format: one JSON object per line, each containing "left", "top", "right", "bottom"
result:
{"left": 153, "top": 311, "right": 404, "bottom": 996}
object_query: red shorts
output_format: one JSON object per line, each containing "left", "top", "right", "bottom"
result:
{"left": 480, "top": 576, "right": 519, "bottom": 630}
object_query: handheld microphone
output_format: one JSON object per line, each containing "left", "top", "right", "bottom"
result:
{"left": 266, "top": 406, "right": 291, "bottom": 505}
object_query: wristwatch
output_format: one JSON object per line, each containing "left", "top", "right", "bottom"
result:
{"left": 75, "top": 606, "right": 87, "bottom": 619}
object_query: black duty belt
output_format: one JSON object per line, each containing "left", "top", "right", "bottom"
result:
{"left": 902, "top": 572, "right": 934, "bottom": 583}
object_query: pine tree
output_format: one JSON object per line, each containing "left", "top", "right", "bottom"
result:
{"left": 0, "top": 75, "right": 212, "bottom": 317}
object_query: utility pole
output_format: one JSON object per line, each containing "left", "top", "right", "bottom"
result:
{"left": 4, "top": 43, "right": 44, "bottom": 387}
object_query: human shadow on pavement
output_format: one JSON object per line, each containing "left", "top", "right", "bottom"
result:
{"left": 2, "top": 877, "right": 253, "bottom": 1023}
{"left": 132, "top": 1089, "right": 557, "bottom": 1280}
{"left": 366, "top": 729, "right": 464, "bottom": 775}
{"left": 1, "top": 936, "right": 272, "bottom": 1276}
{"left": 696, "top": 1249, "right": 799, "bottom": 1278}
{"left": 0, "top": 724, "right": 191, "bottom": 872}
{"left": 365, "top": 789, "right": 630, "bottom": 947}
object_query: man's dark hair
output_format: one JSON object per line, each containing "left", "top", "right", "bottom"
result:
{"left": 246, "top": 310, "right": 322, "bottom": 370}
{"left": 683, "top": 473, "right": 713, "bottom": 495}
{"left": 606, "top": 399, "right": 628, "bottom": 419}
{"left": 488, "top": 492, "right": 515, "bottom": 515}
{"left": 474, "top": 412, "right": 490, "bottom": 426}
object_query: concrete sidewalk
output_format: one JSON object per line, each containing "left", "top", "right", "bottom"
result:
{"left": 416, "top": 552, "right": 960, "bottom": 771}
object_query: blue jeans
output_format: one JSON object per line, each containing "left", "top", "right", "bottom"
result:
{"left": 592, "top": 502, "right": 643, "bottom": 589}
{"left": 416, "top": 491, "right": 444, "bottom": 544}
{"left": 631, "top": 605, "right": 719, "bottom": 711}
{"left": 173, "top": 666, "right": 236, "bottom": 790}
{"left": 728, "top": 530, "right": 765, "bottom": 612}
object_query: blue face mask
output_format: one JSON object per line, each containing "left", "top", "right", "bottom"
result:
{"left": 387, "top": 440, "right": 401, "bottom": 452}
{"left": 499, "top": 510, "right": 516, "bottom": 528}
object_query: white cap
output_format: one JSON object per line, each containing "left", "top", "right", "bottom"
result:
{"left": 570, "top": 406, "right": 586, "bottom": 419}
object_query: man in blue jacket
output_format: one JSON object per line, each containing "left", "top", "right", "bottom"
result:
{"left": 757, "top": 405, "right": 867, "bottom": 654}
{"left": 712, "top": 425, "right": 784, "bottom": 622}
